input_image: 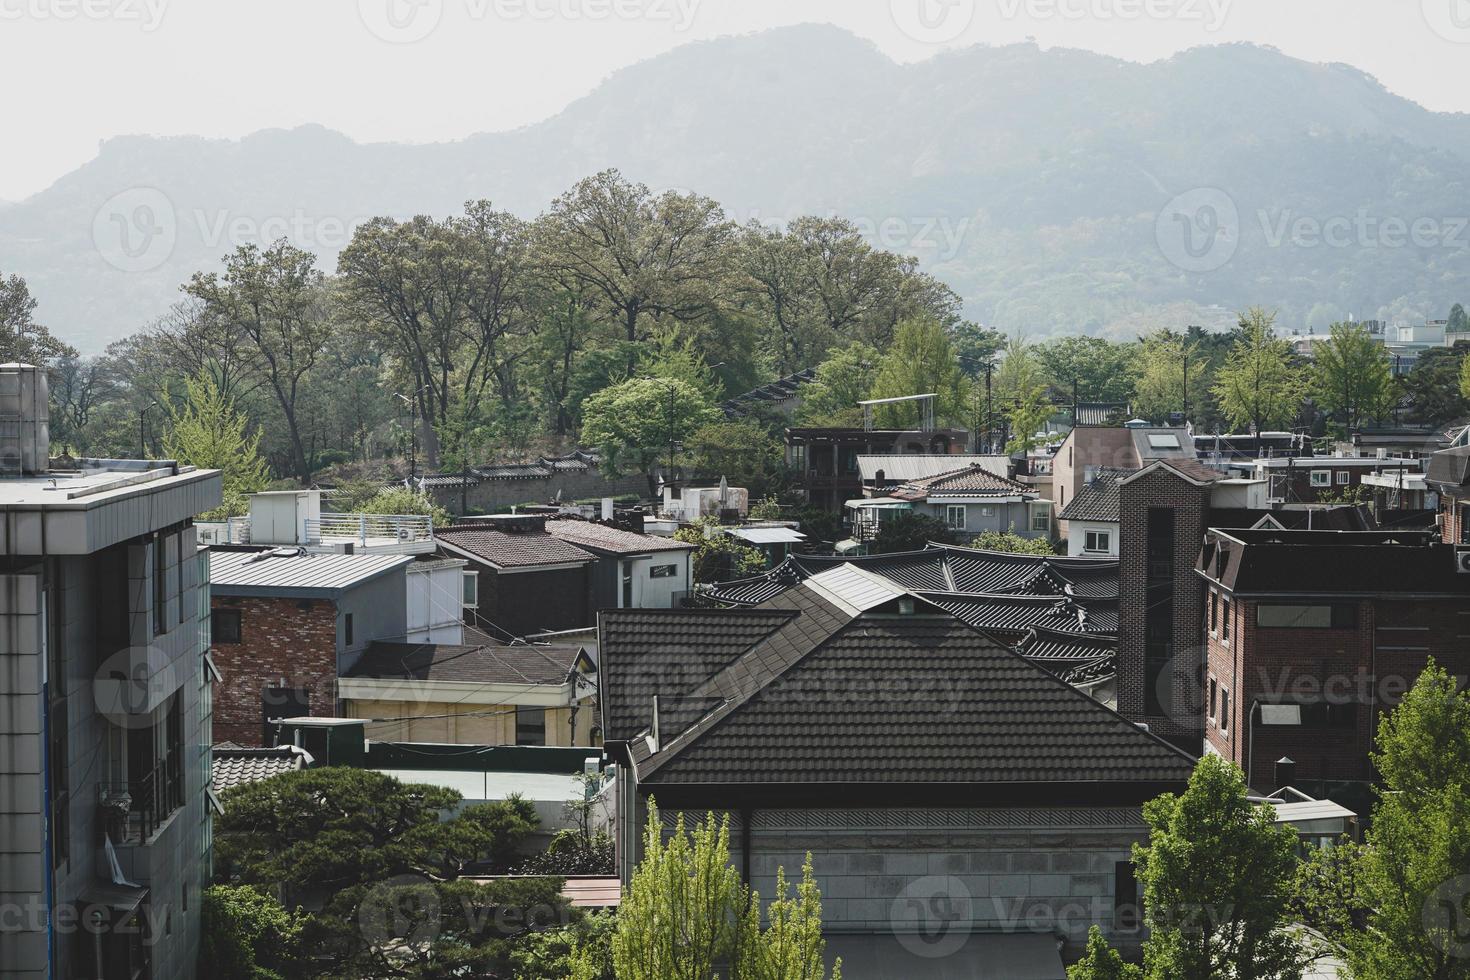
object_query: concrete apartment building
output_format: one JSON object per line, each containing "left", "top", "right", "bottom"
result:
{"left": 0, "top": 364, "right": 222, "bottom": 980}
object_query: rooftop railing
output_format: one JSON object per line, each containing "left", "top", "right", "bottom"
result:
{"left": 305, "top": 513, "right": 435, "bottom": 552}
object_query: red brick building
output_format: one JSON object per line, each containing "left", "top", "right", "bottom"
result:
{"left": 209, "top": 549, "right": 412, "bottom": 745}
{"left": 1196, "top": 527, "right": 1470, "bottom": 792}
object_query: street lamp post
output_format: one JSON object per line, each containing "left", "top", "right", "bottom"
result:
{"left": 396, "top": 384, "right": 432, "bottom": 482}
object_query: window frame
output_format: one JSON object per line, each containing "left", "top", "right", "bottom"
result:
{"left": 1310, "top": 470, "right": 1331, "bottom": 488}
{"left": 515, "top": 705, "right": 547, "bottom": 746}
{"left": 649, "top": 563, "right": 678, "bottom": 579}
{"left": 1084, "top": 529, "right": 1111, "bottom": 553}
{"left": 944, "top": 504, "right": 967, "bottom": 530}
{"left": 211, "top": 608, "right": 242, "bottom": 645}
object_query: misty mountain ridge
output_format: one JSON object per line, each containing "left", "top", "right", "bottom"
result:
{"left": 6, "top": 24, "right": 1470, "bottom": 352}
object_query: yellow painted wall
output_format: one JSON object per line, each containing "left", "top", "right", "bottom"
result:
{"left": 343, "top": 696, "right": 599, "bottom": 747}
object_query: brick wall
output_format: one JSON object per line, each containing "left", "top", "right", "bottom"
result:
{"left": 1118, "top": 468, "right": 1210, "bottom": 750}
{"left": 1203, "top": 591, "right": 1470, "bottom": 789}
{"left": 1441, "top": 491, "right": 1464, "bottom": 544}
{"left": 210, "top": 596, "right": 337, "bottom": 746}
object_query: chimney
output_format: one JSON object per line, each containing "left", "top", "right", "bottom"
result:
{"left": 0, "top": 364, "right": 50, "bottom": 477}
{"left": 1275, "top": 756, "right": 1297, "bottom": 791}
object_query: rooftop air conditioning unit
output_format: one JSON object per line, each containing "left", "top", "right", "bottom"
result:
{"left": 1456, "top": 548, "right": 1470, "bottom": 574}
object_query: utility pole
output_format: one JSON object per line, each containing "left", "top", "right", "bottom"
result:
{"left": 139, "top": 404, "right": 153, "bottom": 460}
{"left": 1182, "top": 347, "right": 1189, "bottom": 422}
{"left": 985, "top": 361, "right": 993, "bottom": 454}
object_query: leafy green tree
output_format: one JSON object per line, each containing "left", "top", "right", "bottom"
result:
{"left": 969, "top": 527, "right": 1057, "bottom": 555}
{"left": 1067, "top": 925, "right": 1142, "bottom": 980}
{"left": 951, "top": 321, "right": 1007, "bottom": 379}
{"left": 0, "top": 270, "right": 76, "bottom": 365}
{"left": 641, "top": 325, "right": 726, "bottom": 404}
{"left": 676, "top": 518, "right": 767, "bottom": 583}
{"left": 536, "top": 171, "right": 734, "bottom": 345}
{"left": 1340, "top": 662, "right": 1470, "bottom": 980}
{"left": 581, "top": 377, "right": 720, "bottom": 494}
{"left": 873, "top": 511, "right": 958, "bottom": 554}
{"left": 592, "top": 802, "right": 838, "bottom": 980}
{"left": 164, "top": 373, "right": 270, "bottom": 518}
{"left": 686, "top": 419, "right": 785, "bottom": 497}
{"left": 1313, "top": 323, "right": 1394, "bottom": 431}
{"left": 1448, "top": 303, "right": 1469, "bottom": 336}
{"left": 1406, "top": 342, "right": 1470, "bottom": 425}
{"left": 1037, "top": 336, "right": 1138, "bottom": 405}
{"left": 797, "top": 342, "right": 880, "bottom": 426}
{"left": 1134, "top": 755, "right": 1304, "bottom": 980}
{"left": 215, "top": 768, "right": 568, "bottom": 979}
{"left": 868, "top": 316, "right": 969, "bottom": 428}
{"left": 354, "top": 485, "right": 453, "bottom": 528}
{"left": 996, "top": 333, "right": 1052, "bottom": 452}
{"left": 1211, "top": 308, "right": 1301, "bottom": 435}
{"left": 1133, "top": 331, "right": 1208, "bottom": 425}
{"left": 200, "top": 884, "right": 305, "bottom": 980}
{"left": 185, "top": 241, "right": 332, "bottom": 483}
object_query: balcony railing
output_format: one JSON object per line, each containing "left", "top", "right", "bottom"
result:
{"left": 305, "top": 513, "right": 435, "bottom": 553}
{"left": 98, "top": 753, "right": 183, "bottom": 845}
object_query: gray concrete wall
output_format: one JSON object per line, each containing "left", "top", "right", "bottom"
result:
{"left": 650, "top": 805, "right": 1147, "bottom": 961}
{"left": 432, "top": 469, "right": 650, "bottom": 516}
{"left": 1, "top": 528, "right": 211, "bottom": 980}
{"left": 337, "top": 569, "right": 411, "bottom": 673}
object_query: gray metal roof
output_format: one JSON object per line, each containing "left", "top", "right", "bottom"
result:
{"left": 208, "top": 548, "right": 412, "bottom": 597}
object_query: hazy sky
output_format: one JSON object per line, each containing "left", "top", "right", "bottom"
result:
{"left": 2, "top": 0, "right": 1467, "bottom": 201}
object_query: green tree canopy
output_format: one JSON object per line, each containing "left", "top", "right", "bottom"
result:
{"left": 1132, "top": 330, "right": 1209, "bottom": 425}
{"left": 1341, "top": 662, "right": 1470, "bottom": 980}
{"left": 686, "top": 418, "right": 785, "bottom": 498}
{"left": 1312, "top": 322, "right": 1394, "bottom": 431}
{"left": 213, "top": 767, "right": 569, "bottom": 979}
{"left": 868, "top": 316, "right": 969, "bottom": 428}
{"left": 872, "top": 511, "right": 958, "bottom": 554}
{"left": 163, "top": 373, "right": 270, "bottom": 518}
{"left": 1067, "top": 925, "right": 1142, "bottom": 980}
{"left": 1037, "top": 336, "right": 1138, "bottom": 405}
{"left": 1134, "top": 755, "right": 1304, "bottom": 980}
{"left": 798, "top": 342, "right": 881, "bottom": 426}
{"left": 579, "top": 376, "right": 720, "bottom": 493}
{"left": 675, "top": 518, "right": 767, "bottom": 584}
{"left": 0, "top": 270, "right": 76, "bottom": 365}
{"left": 591, "top": 802, "right": 839, "bottom": 980}
{"left": 1211, "top": 308, "right": 1302, "bottom": 435}
{"left": 995, "top": 333, "right": 1052, "bottom": 452}
{"left": 1406, "top": 341, "right": 1470, "bottom": 425}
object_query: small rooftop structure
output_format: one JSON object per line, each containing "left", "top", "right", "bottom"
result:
{"left": 545, "top": 517, "right": 695, "bottom": 556}
{"left": 857, "top": 392, "right": 936, "bottom": 432}
{"left": 721, "top": 367, "right": 817, "bottom": 419}
{"left": 858, "top": 454, "right": 1009, "bottom": 486}
{"left": 886, "top": 463, "right": 1035, "bottom": 502}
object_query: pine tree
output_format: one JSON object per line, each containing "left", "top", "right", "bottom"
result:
{"left": 164, "top": 373, "right": 269, "bottom": 518}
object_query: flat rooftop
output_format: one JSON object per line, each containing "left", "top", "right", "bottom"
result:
{"left": 0, "top": 460, "right": 213, "bottom": 508}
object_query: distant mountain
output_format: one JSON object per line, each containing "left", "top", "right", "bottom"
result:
{"left": 7, "top": 25, "right": 1470, "bottom": 352}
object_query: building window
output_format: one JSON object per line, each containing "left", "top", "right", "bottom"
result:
{"left": 462, "top": 571, "right": 479, "bottom": 608}
{"left": 622, "top": 563, "right": 634, "bottom": 607}
{"left": 1032, "top": 511, "right": 1050, "bottom": 532}
{"left": 1084, "top": 530, "right": 1111, "bottom": 553}
{"left": 650, "top": 564, "right": 677, "bottom": 578}
{"left": 516, "top": 706, "right": 547, "bottom": 746}
{"left": 1256, "top": 604, "right": 1357, "bottom": 629}
{"left": 1209, "top": 592, "right": 1218, "bottom": 634}
{"left": 945, "top": 505, "right": 967, "bottom": 529}
{"left": 211, "top": 609, "right": 242, "bottom": 644}
{"left": 1208, "top": 676, "right": 1218, "bottom": 721}
{"left": 1221, "top": 598, "right": 1231, "bottom": 641}
{"left": 1219, "top": 688, "right": 1230, "bottom": 733}
{"left": 978, "top": 505, "right": 996, "bottom": 518}
{"left": 1310, "top": 470, "right": 1331, "bottom": 488}
{"left": 1114, "top": 862, "right": 1139, "bottom": 932}
{"left": 1336, "top": 471, "right": 1350, "bottom": 485}
{"left": 153, "top": 535, "right": 168, "bottom": 635}
{"left": 344, "top": 613, "right": 354, "bottom": 647}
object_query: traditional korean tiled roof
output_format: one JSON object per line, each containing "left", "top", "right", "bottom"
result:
{"left": 887, "top": 464, "right": 1035, "bottom": 501}
{"left": 211, "top": 744, "right": 309, "bottom": 793}
{"left": 721, "top": 368, "right": 818, "bottom": 418}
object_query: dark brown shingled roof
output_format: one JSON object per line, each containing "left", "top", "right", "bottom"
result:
{"left": 598, "top": 607, "right": 800, "bottom": 741}
{"left": 437, "top": 526, "right": 596, "bottom": 569}
{"left": 610, "top": 612, "right": 1194, "bottom": 788}
{"left": 1058, "top": 467, "right": 1134, "bottom": 523}
{"left": 545, "top": 518, "right": 695, "bottom": 556}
